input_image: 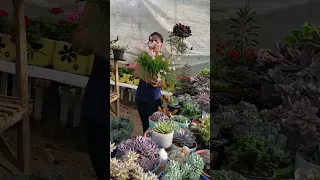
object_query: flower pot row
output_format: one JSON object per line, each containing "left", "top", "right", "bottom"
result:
{"left": 110, "top": 73, "right": 140, "bottom": 85}
{"left": 0, "top": 33, "right": 95, "bottom": 76}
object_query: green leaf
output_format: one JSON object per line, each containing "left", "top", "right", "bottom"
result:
{"left": 290, "top": 29, "right": 302, "bottom": 38}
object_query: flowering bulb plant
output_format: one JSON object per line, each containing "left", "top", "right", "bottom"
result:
{"left": 135, "top": 41, "right": 176, "bottom": 83}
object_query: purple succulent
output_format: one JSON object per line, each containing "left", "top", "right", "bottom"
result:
{"left": 117, "top": 136, "right": 159, "bottom": 171}
{"left": 150, "top": 111, "right": 169, "bottom": 122}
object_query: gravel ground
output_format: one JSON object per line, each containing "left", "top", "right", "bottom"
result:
{"left": 0, "top": 105, "right": 142, "bottom": 180}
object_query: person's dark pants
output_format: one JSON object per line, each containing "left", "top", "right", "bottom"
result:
{"left": 81, "top": 56, "right": 109, "bottom": 180}
{"left": 136, "top": 99, "right": 162, "bottom": 133}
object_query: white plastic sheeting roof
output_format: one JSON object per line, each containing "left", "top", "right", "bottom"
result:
{"left": 110, "top": 0, "right": 210, "bottom": 67}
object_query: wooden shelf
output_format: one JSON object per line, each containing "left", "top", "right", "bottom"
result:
{"left": 0, "top": 96, "right": 33, "bottom": 133}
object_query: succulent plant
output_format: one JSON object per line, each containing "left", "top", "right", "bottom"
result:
{"left": 225, "top": 135, "right": 284, "bottom": 177}
{"left": 180, "top": 103, "right": 202, "bottom": 119}
{"left": 116, "top": 136, "right": 159, "bottom": 171}
{"left": 110, "top": 115, "right": 134, "bottom": 144}
{"left": 173, "top": 128, "right": 196, "bottom": 147}
{"left": 282, "top": 96, "right": 320, "bottom": 135}
{"left": 11, "top": 169, "right": 65, "bottom": 180}
{"left": 200, "top": 117, "right": 210, "bottom": 146}
{"left": 295, "top": 168, "right": 320, "bottom": 180}
{"left": 168, "top": 146, "right": 190, "bottom": 163}
{"left": 176, "top": 94, "right": 196, "bottom": 105}
{"left": 170, "top": 115, "right": 189, "bottom": 123}
{"left": 200, "top": 150, "right": 210, "bottom": 170}
{"left": 273, "top": 43, "right": 320, "bottom": 81}
{"left": 110, "top": 150, "right": 157, "bottom": 180}
{"left": 149, "top": 111, "right": 169, "bottom": 122}
{"left": 153, "top": 121, "right": 176, "bottom": 134}
{"left": 211, "top": 170, "right": 247, "bottom": 180}
{"left": 214, "top": 101, "right": 261, "bottom": 127}
{"left": 161, "top": 153, "right": 204, "bottom": 180}
{"left": 297, "top": 140, "right": 320, "bottom": 165}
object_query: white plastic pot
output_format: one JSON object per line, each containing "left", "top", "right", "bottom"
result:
{"left": 294, "top": 152, "right": 320, "bottom": 171}
{"left": 151, "top": 130, "right": 173, "bottom": 148}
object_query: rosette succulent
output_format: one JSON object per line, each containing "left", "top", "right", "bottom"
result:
{"left": 117, "top": 136, "right": 159, "bottom": 171}
{"left": 211, "top": 170, "right": 246, "bottom": 180}
{"left": 150, "top": 111, "right": 169, "bottom": 122}
{"left": 110, "top": 115, "right": 134, "bottom": 144}
{"left": 282, "top": 96, "right": 320, "bottom": 135}
{"left": 173, "top": 128, "right": 196, "bottom": 148}
{"left": 170, "top": 115, "right": 189, "bottom": 123}
{"left": 161, "top": 153, "right": 204, "bottom": 180}
{"left": 180, "top": 103, "right": 202, "bottom": 119}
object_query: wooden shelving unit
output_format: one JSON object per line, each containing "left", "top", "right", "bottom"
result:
{"left": 110, "top": 58, "right": 121, "bottom": 117}
{"left": 0, "top": 0, "right": 32, "bottom": 174}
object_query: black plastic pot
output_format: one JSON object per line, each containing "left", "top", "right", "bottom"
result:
{"left": 113, "top": 49, "right": 124, "bottom": 60}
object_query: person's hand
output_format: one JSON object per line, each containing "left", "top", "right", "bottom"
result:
{"left": 150, "top": 79, "right": 163, "bottom": 88}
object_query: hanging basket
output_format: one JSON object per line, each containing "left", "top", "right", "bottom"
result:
{"left": 112, "top": 49, "right": 124, "bottom": 60}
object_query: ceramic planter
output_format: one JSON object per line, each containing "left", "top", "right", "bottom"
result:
{"left": 126, "top": 74, "right": 134, "bottom": 84}
{"left": 112, "top": 49, "right": 124, "bottom": 60}
{"left": 170, "top": 141, "right": 197, "bottom": 153}
{"left": 133, "top": 78, "right": 140, "bottom": 85}
{"left": 119, "top": 73, "right": 128, "bottom": 83}
{"left": 53, "top": 41, "right": 90, "bottom": 76}
{"left": 87, "top": 55, "right": 95, "bottom": 75}
{"left": 151, "top": 159, "right": 161, "bottom": 173}
{"left": 27, "top": 38, "right": 55, "bottom": 67}
{"left": 0, "top": 33, "right": 16, "bottom": 62}
{"left": 294, "top": 152, "right": 320, "bottom": 171}
{"left": 157, "top": 171, "right": 209, "bottom": 180}
{"left": 151, "top": 130, "right": 173, "bottom": 148}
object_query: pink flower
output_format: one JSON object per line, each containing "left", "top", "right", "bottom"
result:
{"left": 130, "top": 64, "right": 137, "bottom": 69}
{"left": 65, "top": 8, "right": 83, "bottom": 22}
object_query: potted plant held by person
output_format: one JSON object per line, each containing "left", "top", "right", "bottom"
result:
{"left": 151, "top": 121, "right": 175, "bottom": 148}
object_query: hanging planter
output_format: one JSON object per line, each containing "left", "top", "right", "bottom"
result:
{"left": 111, "top": 44, "right": 126, "bottom": 60}
{"left": 0, "top": 33, "right": 16, "bottom": 62}
{"left": 27, "top": 38, "right": 56, "bottom": 67}
{"left": 53, "top": 41, "right": 90, "bottom": 76}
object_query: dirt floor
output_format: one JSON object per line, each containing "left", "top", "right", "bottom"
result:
{"left": 0, "top": 105, "right": 142, "bottom": 180}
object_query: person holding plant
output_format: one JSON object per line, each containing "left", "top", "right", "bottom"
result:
{"left": 135, "top": 32, "right": 166, "bottom": 133}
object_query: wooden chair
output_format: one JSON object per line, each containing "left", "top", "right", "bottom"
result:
{"left": 0, "top": 0, "right": 32, "bottom": 174}
{"left": 110, "top": 58, "right": 120, "bottom": 117}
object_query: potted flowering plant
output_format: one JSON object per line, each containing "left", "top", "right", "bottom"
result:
{"left": 24, "top": 15, "right": 57, "bottom": 67}
{"left": 167, "top": 22, "right": 192, "bottom": 57}
{"left": 0, "top": 10, "right": 15, "bottom": 62}
{"left": 135, "top": 41, "right": 176, "bottom": 85}
{"left": 52, "top": 7, "right": 91, "bottom": 76}
{"left": 125, "top": 64, "right": 135, "bottom": 85}
{"left": 119, "top": 66, "right": 129, "bottom": 83}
